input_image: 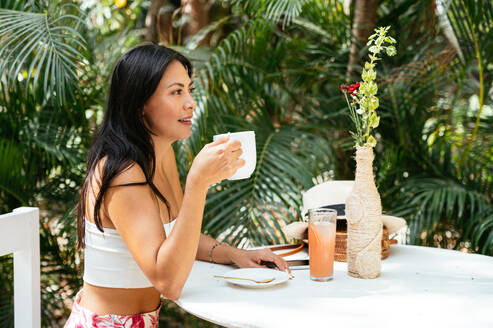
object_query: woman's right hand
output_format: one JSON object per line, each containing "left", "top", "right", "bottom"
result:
{"left": 188, "top": 135, "right": 245, "bottom": 188}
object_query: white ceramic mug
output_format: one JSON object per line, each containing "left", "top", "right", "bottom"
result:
{"left": 213, "top": 131, "right": 256, "bottom": 180}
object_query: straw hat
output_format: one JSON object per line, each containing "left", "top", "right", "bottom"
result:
{"left": 283, "top": 180, "right": 407, "bottom": 240}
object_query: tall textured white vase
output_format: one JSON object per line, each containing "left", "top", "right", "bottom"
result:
{"left": 345, "top": 146, "right": 382, "bottom": 279}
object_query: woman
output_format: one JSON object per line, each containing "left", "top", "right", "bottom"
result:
{"left": 64, "top": 43, "right": 289, "bottom": 327}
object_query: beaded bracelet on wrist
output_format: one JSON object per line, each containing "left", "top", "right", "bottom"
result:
{"left": 209, "top": 242, "right": 221, "bottom": 264}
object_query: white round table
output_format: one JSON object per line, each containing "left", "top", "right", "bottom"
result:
{"left": 175, "top": 245, "right": 493, "bottom": 328}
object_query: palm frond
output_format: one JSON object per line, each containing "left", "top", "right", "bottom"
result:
{"left": 293, "top": 0, "right": 350, "bottom": 44}
{"left": 0, "top": 140, "right": 28, "bottom": 206}
{"left": 229, "top": 0, "right": 306, "bottom": 28}
{"left": 0, "top": 3, "right": 87, "bottom": 104}
{"left": 444, "top": 0, "right": 493, "bottom": 65}
{"left": 265, "top": 0, "right": 306, "bottom": 28}
{"left": 392, "top": 177, "right": 489, "bottom": 245}
{"left": 468, "top": 209, "right": 493, "bottom": 255}
{"left": 0, "top": 0, "right": 30, "bottom": 10}
{"left": 0, "top": 83, "right": 88, "bottom": 212}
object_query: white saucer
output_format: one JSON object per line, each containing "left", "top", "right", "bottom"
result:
{"left": 215, "top": 268, "right": 290, "bottom": 289}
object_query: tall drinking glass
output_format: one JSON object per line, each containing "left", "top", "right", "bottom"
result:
{"left": 308, "top": 208, "right": 337, "bottom": 281}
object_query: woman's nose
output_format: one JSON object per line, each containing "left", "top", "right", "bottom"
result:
{"left": 185, "top": 96, "right": 196, "bottom": 111}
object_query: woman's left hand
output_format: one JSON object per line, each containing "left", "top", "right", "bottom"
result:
{"left": 229, "top": 248, "right": 291, "bottom": 273}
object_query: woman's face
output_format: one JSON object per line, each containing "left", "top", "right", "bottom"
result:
{"left": 143, "top": 60, "right": 196, "bottom": 141}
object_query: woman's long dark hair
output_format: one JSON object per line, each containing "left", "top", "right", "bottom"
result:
{"left": 76, "top": 43, "right": 193, "bottom": 249}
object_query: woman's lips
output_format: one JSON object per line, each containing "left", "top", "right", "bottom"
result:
{"left": 178, "top": 118, "right": 192, "bottom": 126}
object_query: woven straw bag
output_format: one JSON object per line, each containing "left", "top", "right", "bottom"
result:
{"left": 335, "top": 219, "right": 397, "bottom": 262}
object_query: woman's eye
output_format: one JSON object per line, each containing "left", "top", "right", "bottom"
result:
{"left": 189, "top": 87, "right": 196, "bottom": 93}
{"left": 172, "top": 89, "right": 182, "bottom": 95}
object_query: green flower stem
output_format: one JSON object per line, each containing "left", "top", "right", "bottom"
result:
{"left": 344, "top": 91, "right": 362, "bottom": 145}
{"left": 363, "top": 54, "right": 377, "bottom": 144}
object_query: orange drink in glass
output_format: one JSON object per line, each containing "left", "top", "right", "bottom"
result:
{"left": 308, "top": 208, "right": 337, "bottom": 281}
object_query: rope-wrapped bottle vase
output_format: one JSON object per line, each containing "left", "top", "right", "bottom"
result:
{"left": 345, "top": 146, "right": 382, "bottom": 279}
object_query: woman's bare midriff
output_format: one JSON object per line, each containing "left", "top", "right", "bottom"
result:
{"left": 79, "top": 282, "right": 161, "bottom": 315}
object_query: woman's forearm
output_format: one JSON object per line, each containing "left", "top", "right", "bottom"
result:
{"left": 153, "top": 177, "right": 209, "bottom": 297}
{"left": 196, "top": 233, "right": 238, "bottom": 265}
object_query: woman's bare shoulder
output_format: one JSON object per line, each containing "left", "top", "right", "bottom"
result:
{"left": 110, "top": 162, "right": 148, "bottom": 187}
{"left": 86, "top": 158, "right": 154, "bottom": 224}
{"left": 92, "top": 156, "right": 147, "bottom": 187}
{"left": 101, "top": 160, "right": 161, "bottom": 227}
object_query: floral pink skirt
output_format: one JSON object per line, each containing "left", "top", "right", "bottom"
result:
{"left": 64, "top": 290, "right": 161, "bottom": 327}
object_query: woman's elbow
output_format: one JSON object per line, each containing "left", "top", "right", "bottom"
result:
{"left": 156, "top": 281, "right": 184, "bottom": 301}
{"left": 162, "top": 289, "right": 182, "bottom": 301}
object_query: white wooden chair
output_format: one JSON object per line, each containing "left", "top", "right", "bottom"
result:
{"left": 0, "top": 207, "right": 40, "bottom": 327}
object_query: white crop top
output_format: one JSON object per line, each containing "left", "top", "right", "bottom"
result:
{"left": 83, "top": 219, "right": 176, "bottom": 288}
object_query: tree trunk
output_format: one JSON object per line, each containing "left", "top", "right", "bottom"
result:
{"left": 182, "top": 0, "right": 211, "bottom": 45}
{"left": 157, "top": 5, "right": 173, "bottom": 45}
{"left": 145, "top": 0, "right": 166, "bottom": 43}
{"left": 346, "top": 0, "right": 379, "bottom": 80}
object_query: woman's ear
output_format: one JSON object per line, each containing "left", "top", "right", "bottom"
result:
{"left": 141, "top": 106, "right": 152, "bottom": 131}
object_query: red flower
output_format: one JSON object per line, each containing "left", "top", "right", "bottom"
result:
{"left": 340, "top": 84, "right": 349, "bottom": 92}
{"left": 347, "top": 82, "right": 360, "bottom": 95}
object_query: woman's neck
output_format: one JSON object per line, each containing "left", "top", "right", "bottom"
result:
{"left": 151, "top": 135, "right": 174, "bottom": 166}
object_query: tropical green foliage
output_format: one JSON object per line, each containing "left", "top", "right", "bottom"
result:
{"left": 0, "top": 1, "right": 143, "bottom": 326}
{"left": 175, "top": 0, "right": 493, "bottom": 254}
{"left": 379, "top": 0, "right": 493, "bottom": 255}
{"left": 0, "top": 0, "right": 492, "bottom": 326}
{"left": 0, "top": 1, "right": 89, "bottom": 325}
{"left": 0, "top": 0, "right": 86, "bottom": 104}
